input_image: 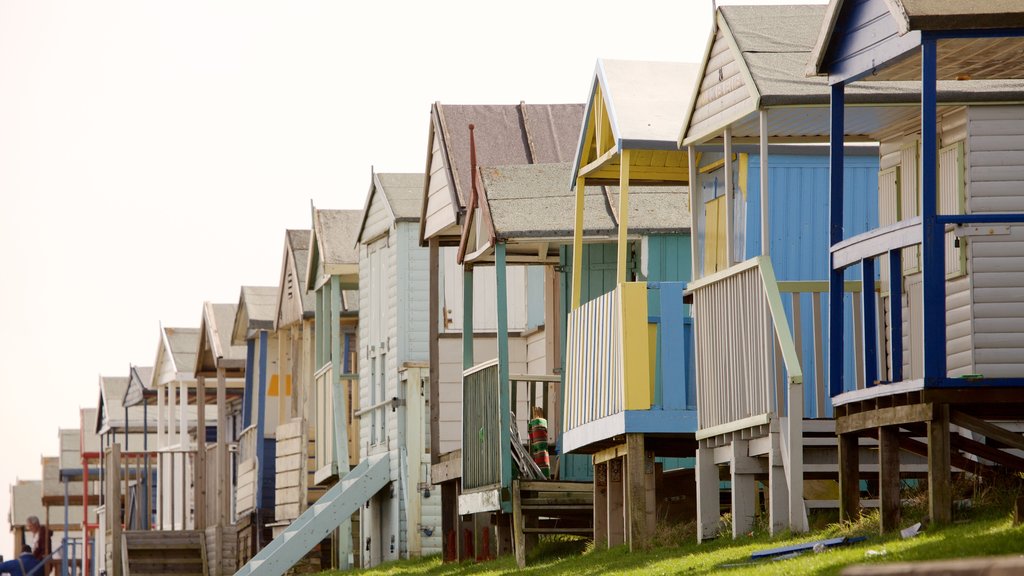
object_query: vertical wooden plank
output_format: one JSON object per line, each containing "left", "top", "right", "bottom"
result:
{"left": 696, "top": 443, "right": 719, "bottom": 542}
{"left": 787, "top": 378, "right": 805, "bottom": 532}
{"left": 928, "top": 404, "right": 952, "bottom": 526}
{"left": 617, "top": 150, "right": 632, "bottom": 283}
{"left": 828, "top": 83, "right": 846, "bottom": 398}
{"left": 217, "top": 367, "right": 229, "bottom": 525}
{"left": 688, "top": 145, "right": 700, "bottom": 280}
{"left": 511, "top": 480, "right": 526, "bottom": 568}
{"left": 853, "top": 295, "right": 865, "bottom": 390}
{"left": 838, "top": 432, "right": 859, "bottom": 523}
{"left": 625, "top": 434, "right": 649, "bottom": 551}
{"left": 812, "top": 294, "right": 825, "bottom": 416}
{"left": 463, "top": 266, "right": 474, "bottom": 370}
{"left": 496, "top": 244, "right": 512, "bottom": 494}
{"left": 608, "top": 458, "right": 625, "bottom": 547}
{"left": 195, "top": 375, "right": 207, "bottom": 530}
{"left": 108, "top": 445, "right": 122, "bottom": 576}
{"left": 879, "top": 425, "right": 901, "bottom": 533}
{"left": 759, "top": 111, "right": 770, "bottom": 256}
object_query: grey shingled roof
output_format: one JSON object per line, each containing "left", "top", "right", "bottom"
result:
{"left": 165, "top": 326, "right": 199, "bottom": 375}
{"left": 285, "top": 229, "right": 315, "bottom": 315}
{"left": 435, "top": 103, "right": 585, "bottom": 207}
{"left": 315, "top": 209, "right": 360, "bottom": 266}
{"left": 479, "top": 163, "right": 689, "bottom": 240}
{"left": 232, "top": 286, "right": 277, "bottom": 345}
{"left": 376, "top": 173, "right": 425, "bottom": 220}
{"left": 714, "top": 4, "right": 1024, "bottom": 107}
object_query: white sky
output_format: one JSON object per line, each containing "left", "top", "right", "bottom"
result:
{"left": 0, "top": 0, "right": 823, "bottom": 556}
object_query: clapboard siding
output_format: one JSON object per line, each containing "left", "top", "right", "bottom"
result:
{"left": 398, "top": 223, "right": 430, "bottom": 363}
{"left": 423, "top": 127, "right": 458, "bottom": 240}
{"left": 688, "top": 27, "right": 754, "bottom": 142}
{"left": 362, "top": 185, "right": 393, "bottom": 243}
{"left": 968, "top": 106, "right": 1024, "bottom": 378}
{"left": 440, "top": 247, "right": 530, "bottom": 332}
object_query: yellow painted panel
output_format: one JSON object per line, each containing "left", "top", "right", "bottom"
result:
{"left": 620, "top": 282, "right": 651, "bottom": 411}
{"left": 704, "top": 196, "right": 728, "bottom": 275}
{"left": 268, "top": 374, "right": 279, "bottom": 397}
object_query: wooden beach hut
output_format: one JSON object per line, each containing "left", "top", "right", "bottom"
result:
{"left": 564, "top": 59, "right": 696, "bottom": 551}
{"left": 678, "top": 3, "right": 891, "bottom": 540}
{"left": 809, "top": 0, "right": 1024, "bottom": 533}
{"left": 418, "top": 101, "right": 583, "bottom": 562}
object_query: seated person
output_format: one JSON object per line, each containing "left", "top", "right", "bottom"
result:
{"left": 0, "top": 545, "right": 41, "bottom": 576}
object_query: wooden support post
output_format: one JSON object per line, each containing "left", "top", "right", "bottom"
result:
{"left": 625, "top": 434, "right": 651, "bottom": 551}
{"left": 593, "top": 461, "right": 608, "bottom": 549}
{"left": 730, "top": 440, "right": 755, "bottom": 539}
{"left": 217, "top": 367, "right": 229, "bottom": 526}
{"left": 196, "top": 375, "right": 207, "bottom": 530}
{"left": 428, "top": 238, "right": 441, "bottom": 466}
{"left": 441, "top": 481, "right": 458, "bottom": 563}
{"left": 838, "top": 432, "right": 859, "bottom": 523}
{"left": 608, "top": 459, "right": 625, "bottom": 547}
{"left": 511, "top": 480, "right": 526, "bottom": 568}
{"left": 617, "top": 150, "right": 632, "bottom": 283}
{"left": 879, "top": 426, "right": 901, "bottom": 533}
{"left": 928, "top": 404, "right": 952, "bottom": 526}
{"left": 570, "top": 175, "right": 586, "bottom": 311}
{"left": 768, "top": 433, "right": 789, "bottom": 535}
{"left": 696, "top": 444, "right": 719, "bottom": 542}
{"left": 107, "top": 445, "right": 123, "bottom": 576}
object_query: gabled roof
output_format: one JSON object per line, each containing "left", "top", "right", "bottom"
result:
{"left": 572, "top": 59, "right": 698, "bottom": 186}
{"left": 231, "top": 286, "right": 277, "bottom": 346}
{"left": 357, "top": 172, "right": 425, "bottom": 243}
{"left": 306, "top": 209, "right": 361, "bottom": 291}
{"left": 152, "top": 326, "right": 199, "bottom": 387}
{"left": 809, "top": 0, "right": 1024, "bottom": 81}
{"left": 461, "top": 162, "right": 689, "bottom": 264}
{"left": 123, "top": 365, "right": 155, "bottom": 408}
{"left": 418, "top": 102, "right": 584, "bottom": 243}
{"left": 97, "top": 375, "right": 157, "bottom": 435}
{"left": 275, "top": 229, "right": 315, "bottom": 328}
{"left": 195, "top": 302, "right": 247, "bottom": 377}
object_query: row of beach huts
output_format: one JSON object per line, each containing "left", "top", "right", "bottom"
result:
{"left": 10, "top": 1, "right": 1024, "bottom": 575}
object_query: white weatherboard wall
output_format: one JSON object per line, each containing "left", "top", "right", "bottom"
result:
{"left": 359, "top": 199, "right": 441, "bottom": 567}
{"left": 967, "top": 105, "right": 1024, "bottom": 378}
{"left": 877, "top": 107, "right": 974, "bottom": 380}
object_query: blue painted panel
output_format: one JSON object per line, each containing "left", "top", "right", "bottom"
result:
{"left": 745, "top": 153, "right": 879, "bottom": 413}
{"left": 820, "top": 0, "right": 921, "bottom": 83}
{"left": 261, "top": 438, "right": 277, "bottom": 511}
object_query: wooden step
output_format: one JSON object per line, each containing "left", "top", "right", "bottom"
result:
{"left": 521, "top": 504, "right": 593, "bottom": 512}
{"left": 522, "top": 527, "right": 593, "bottom": 535}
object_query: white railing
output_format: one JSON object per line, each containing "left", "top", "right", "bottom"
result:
{"left": 314, "top": 363, "right": 334, "bottom": 474}
{"left": 688, "top": 257, "right": 803, "bottom": 437}
{"left": 564, "top": 288, "right": 622, "bottom": 431}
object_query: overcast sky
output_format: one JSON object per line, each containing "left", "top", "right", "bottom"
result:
{"left": 0, "top": 0, "right": 823, "bottom": 555}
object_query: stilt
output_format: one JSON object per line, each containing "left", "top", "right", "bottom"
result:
{"left": 625, "top": 434, "right": 651, "bottom": 551}
{"left": 879, "top": 426, "right": 901, "bottom": 533}
{"left": 441, "top": 482, "right": 458, "bottom": 563}
{"left": 928, "top": 404, "right": 951, "bottom": 526}
{"left": 593, "top": 461, "right": 608, "bottom": 548}
{"left": 511, "top": 481, "right": 526, "bottom": 569}
{"left": 696, "top": 443, "right": 719, "bottom": 541}
{"left": 767, "top": 432, "right": 789, "bottom": 535}
{"left": 838, "top": 432, "right": 860, "bottom": 522}
{"left": 730, "top": 440, "right": 755, "bottom": 538}
{"left": 608, "top": 459, "right": 625, "bottom": 547}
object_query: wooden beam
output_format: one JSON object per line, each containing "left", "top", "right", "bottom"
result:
{"left": 593, "top": 461, "right": 608, "bottom": 549}
{"left": 950, "top": 410, "right": 1024, "bottom": 452}
{"left": 625, "top": 434, "right": 650, "bottom": 551}
{"left": 616, "top": 150, "right": 631, "bottom": 284}
{"left": 730, "top": 440, "right": 756, "bottom": 538}
{"left": 949, "top": 433, "right": 1024, "bottom": 472}
{"left": 195, "top": 375, "right": 207, "bottom": 530}
{"left": 836, "top": 403, "right": 935, "bottom": 434}
{"left": 578, "top": 148, "right": 619, "bottom": 179}
{"left": 696, "top": 444, "right": 720, "bottom": 542}
{"left": 878, "top": 426, "right": 901, "bottom": 533}
{"left": 723, "top": 127, "right": 734, "bottom": 267}
{"left": 928, "top": 405, "right": 952, "bottom": 526}
{"left": 607, "top": 459, "right": 624, "bottom": 547}
{"left": 429, "top": 238, "right": 441, "bottom": 467}
{"left": 512, "top": 480, "right": 526, "bottom": 569}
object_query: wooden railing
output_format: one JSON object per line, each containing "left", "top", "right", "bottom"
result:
{"left": 155, "top": 447, "right": 198, "bottom": 530}
{"left": 236, "top": 426, "right": 260, "bottom": 517}
{"left": 462, "top": 361, "right": 501, "bottom": 491}
{"left": 688, "top": 257, "right": 803, "bottom": 437}
{"left": 315, "top": 362, "right": 360, "bottom": 479}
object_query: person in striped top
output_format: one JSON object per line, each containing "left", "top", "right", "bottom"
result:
{"left": 528, "top": 406, "right": 551, "bottom": 479}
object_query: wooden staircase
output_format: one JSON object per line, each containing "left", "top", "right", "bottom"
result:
{"left": 511, "top": 480, "right": 594, "bottom": 568}
{"left": 122, "top": 530, "right": 207, "bottom": 576}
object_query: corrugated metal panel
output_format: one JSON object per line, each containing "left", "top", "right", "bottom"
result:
{"left": 689, "top": 28, "right": 753, "bottom": 143}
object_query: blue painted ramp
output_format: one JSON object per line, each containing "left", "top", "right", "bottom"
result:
{"left": 234, "top": 453, "right": 390, "bottom": 576}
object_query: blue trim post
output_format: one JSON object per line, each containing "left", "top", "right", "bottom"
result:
{"left": 659, "top": 282, "right": 687, "bottom": 410}
{"left": 243, "top": 339, "right": 255, "bottom": 428}
{"left": 920, "top": 37, "right": 945, "bottom": 385}
{"left": 889, "top": 249, "right": 904, "bottom": 382}
{"left": 495, "top": 244, "right": 512, "bottom": 500}
{"left": 862, "top": 258, "right": 878, "bottom": 387}
{"left": 255, "top": 330, "right": 269, "bottom": 509}
{"left": 828, "top": 82, "right": 846, "bottom": 398}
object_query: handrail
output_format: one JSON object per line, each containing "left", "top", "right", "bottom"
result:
{"left": 758, "top": 258, "right": 803, "bottom": 387}
{"left": 830, "top": 216, "right": 922, "bottom": 268}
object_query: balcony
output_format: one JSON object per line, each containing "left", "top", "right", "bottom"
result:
{"left": 313, "top": 363, "right": 360, "bottom": 485}
{"left": 561, "top": 281, "right": 696, "bottom": 454}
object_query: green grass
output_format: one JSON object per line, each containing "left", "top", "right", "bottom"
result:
{"left": 322, "top": 479, "right": 1024, "bottom": 576}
